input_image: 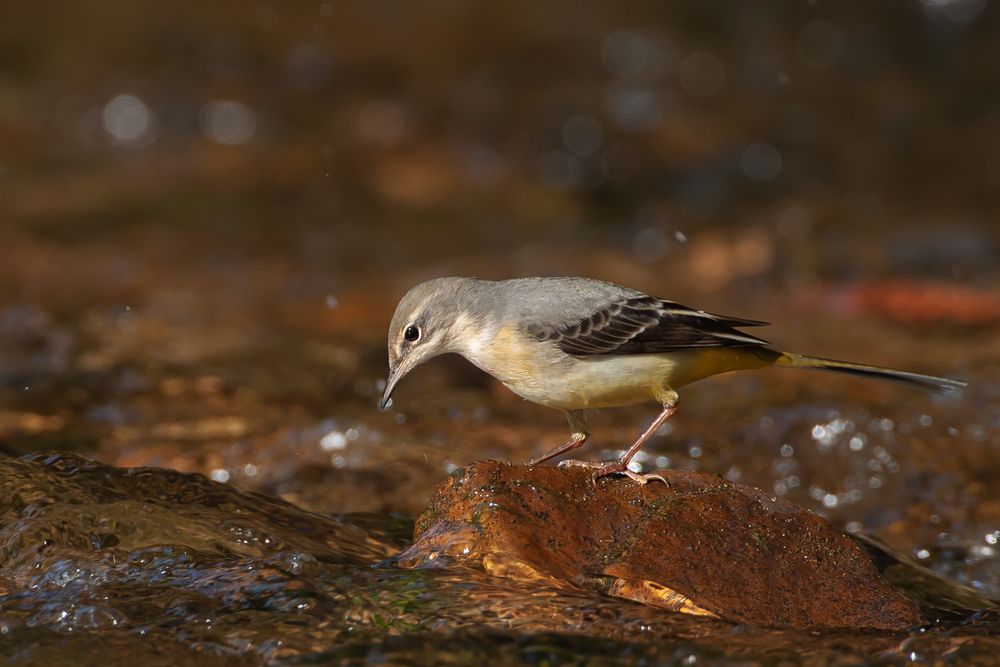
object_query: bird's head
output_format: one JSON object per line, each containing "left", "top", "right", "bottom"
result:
{"left": 379, "top": 277, "right": 478, "bottom": 410}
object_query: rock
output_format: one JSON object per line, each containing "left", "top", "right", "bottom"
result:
{"left": 0, "top": 452, "right": 398, "bottom": 586}
{"left": 396, "top": 461, "right": 925, "bottom": 630}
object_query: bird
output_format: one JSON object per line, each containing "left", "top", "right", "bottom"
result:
{"left": 378, "top": 277, "right": 966, "bottom": 484}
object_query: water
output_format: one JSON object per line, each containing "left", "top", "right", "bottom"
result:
{"left": 0, "top": 267, "right": 997, "bottom": 665}
{"left": 1, "top": 1, "right": 999, "bottom": 663}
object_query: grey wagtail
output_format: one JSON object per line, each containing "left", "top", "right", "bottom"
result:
{"left": 379, "top": 277, "right": 966, "bottom": 484}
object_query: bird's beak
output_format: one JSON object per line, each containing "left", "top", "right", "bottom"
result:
{"left": 378, "top": 365, "right": 404, "bottom": 411}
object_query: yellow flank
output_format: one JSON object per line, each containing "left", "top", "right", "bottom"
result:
{"left": 464, "top": 325, "right": 774, "bottom": 411}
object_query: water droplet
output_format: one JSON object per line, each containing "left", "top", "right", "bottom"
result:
{"left": 320, "top": 431, "right": 347, "bottom": 450}
{"left": 200, "top": 100, "right": 256, "bottom": 145}
{"left": 103, "top": 93, "right": 156, "bottom": 148}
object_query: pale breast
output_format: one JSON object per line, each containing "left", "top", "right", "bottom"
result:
{"left": 460, "top": 325, "right": 679, "bottom": 410}
{"left": 458, "top": 324, "right": 767, "bottom": 411}
{"left": 549, "top": 354, "right": 682, "bottom": 409}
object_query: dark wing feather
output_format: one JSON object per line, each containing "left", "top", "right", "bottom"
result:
{"left": 527, "top": 296, "right": 770, "bottom": 356}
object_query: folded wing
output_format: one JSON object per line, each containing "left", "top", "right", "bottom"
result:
{"left": 525, "top": 296, "right": 770, "bottom": 356}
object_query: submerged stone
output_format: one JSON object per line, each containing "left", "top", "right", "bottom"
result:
{"left": 397, "top": 461, "right": 924, "bottom": 630}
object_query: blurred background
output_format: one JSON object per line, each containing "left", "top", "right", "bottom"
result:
{"left": 1, "top": 0, "right": 998, "bottom": 594}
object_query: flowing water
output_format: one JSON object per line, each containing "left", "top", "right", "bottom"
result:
{"left": 1, "top": 1, "right": 999, "bottom": 664}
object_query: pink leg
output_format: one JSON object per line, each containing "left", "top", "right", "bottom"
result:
{"left": 525, "top": 410, "right": 589, "bottom": 466}
{"left": 525, "top": 433, "right": 587, "bottom": 466}
{"left": 560, "top": 404, "right": 677, "bottom": 484}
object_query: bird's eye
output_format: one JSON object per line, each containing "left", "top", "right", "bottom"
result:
{"left": 404, "top": 325, "right": 420, "bottom": 342}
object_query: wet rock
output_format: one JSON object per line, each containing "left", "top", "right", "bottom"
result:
{"left": 0, "top": 453, "right": 418, "bottom": 662}
{"left": 1, "top": 452, "right": 996, "bottom": 664}
{"left": 0, "top": 452, "right": 396, "bottom": 586}
{"left": 397, "top": 461, "right": 924, "bottom": 630}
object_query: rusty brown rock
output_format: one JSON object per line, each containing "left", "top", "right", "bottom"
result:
{"left": 397, "top": 460, "right": 925, "bottom": 630}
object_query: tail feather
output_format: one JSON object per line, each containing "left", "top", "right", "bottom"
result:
{"left": 774, "top": 352, "right": 967, "bottom": 394}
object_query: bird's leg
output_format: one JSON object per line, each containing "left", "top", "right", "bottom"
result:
{"left": 560, "top": 403, "right": 677, "bottom": 484}
{"left": 525, "top": 434, "right": 586, "bottom": 466}
{"left": 525, "top": 410, "right": 589, "bottom": 466}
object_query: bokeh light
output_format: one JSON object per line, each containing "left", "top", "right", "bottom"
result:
{"left": 200, "top": 100, "right": 256, "bottom": 145}
{"left": 102, "top": 93, "right": 156, "bottom": 148}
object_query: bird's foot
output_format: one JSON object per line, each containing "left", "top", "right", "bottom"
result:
{"left": 557, "top": 459, "right": 668, "bottom": 486}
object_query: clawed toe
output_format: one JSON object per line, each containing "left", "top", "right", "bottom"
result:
{"left": 557, "top": 459, "right": 668, "bottom": 486}
{"left": 622, "top": 470, "right": 669, "bottom": 485}
{"left": 599, "top": 466, "right": 668, "bottom": 486}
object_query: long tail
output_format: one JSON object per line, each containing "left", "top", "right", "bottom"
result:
{"left": 772, "top": 352, "right": 967, "bottom": 394}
